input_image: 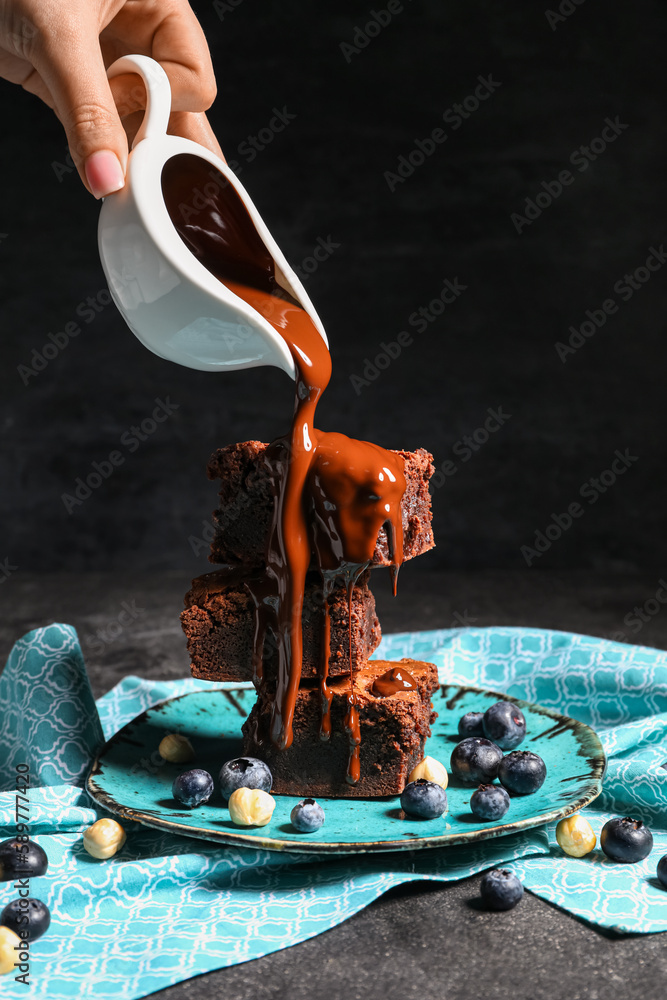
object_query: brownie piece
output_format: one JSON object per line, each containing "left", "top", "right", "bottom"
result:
{"left": 241, "top": 658, "right": 439, "bottom": 798}
{"left": 181, "top": 567, "right": 381, "bottom": 684}
{"left": 206, "top": 440, "right": 435, "bottom": 568}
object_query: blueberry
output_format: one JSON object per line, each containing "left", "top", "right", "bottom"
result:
{"left": 458, "top": 712, "right": 484, "bottom": 739}
{"left": 482, "top": 701, "right": 526, "bottom": 750}
{"left": 480, "top": 869, "right": 524, "bottom": 911}
{"left": 657, "top": 854, "right": 667, "bottom": 887}
{"left": 291, "top": 798, "right": 325, "bottom": 832}
{"left": 219, "top": 757, "right": 273, "bottom": 800}
{"left": 400, "top": 779, "right": 447, "bottom": 819}
{"left": 600, "top": 817, "right": 653, "bottom": 863}
{"left": 498, "top": 751, "right": 546, "bottom": 794}
{"left": 470, "top": 784, "right": 510, "bottom": 821}
{"left": 172, "top": 768, "right": 214, "bottom": 808}
{"left": 0, "top": 838, "right": 48, "bottom": 882}
{"left": 0, "top": 898, "right": 51, "bottom": 941}
{"left": 450, "top": 738, "right": 503, "bottom": 784}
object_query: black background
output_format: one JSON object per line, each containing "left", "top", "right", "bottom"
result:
{"left": 1, "top": 0, "right": 665, "bottom": 579}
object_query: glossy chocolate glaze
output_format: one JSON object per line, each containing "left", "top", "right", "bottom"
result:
{"left": 163, "top": 155, "right": 406, "bottom": 781}
{"left": 371, "top": 666, "right": 418, "bottom": 698}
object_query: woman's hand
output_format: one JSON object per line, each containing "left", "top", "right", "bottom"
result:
{"left": 0, "top": 0, "right": 221, "bottom": 196}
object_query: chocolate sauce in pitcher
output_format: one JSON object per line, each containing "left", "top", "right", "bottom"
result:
{"left": 162, "top": 154, "right": 406, "bottom": 782}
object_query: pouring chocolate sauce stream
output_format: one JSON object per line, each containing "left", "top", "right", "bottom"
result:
{"left": 163, "top": 154, "right": 406, "bottom": 782}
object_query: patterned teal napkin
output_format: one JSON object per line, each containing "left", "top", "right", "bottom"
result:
{"left": 1, "top": 623, "right": 666, "bottom": 1000}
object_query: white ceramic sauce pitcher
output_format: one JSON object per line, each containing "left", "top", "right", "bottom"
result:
{"left": 98, "top": 54, "right": 327, "bottom": 379}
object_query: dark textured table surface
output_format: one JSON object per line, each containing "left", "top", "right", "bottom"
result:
{"left": 2, "top": 568, "right": 667, "bottom": 998}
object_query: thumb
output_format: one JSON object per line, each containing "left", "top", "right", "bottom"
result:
{"left": 31, "top": 25, "right": 128, "bottom": 198}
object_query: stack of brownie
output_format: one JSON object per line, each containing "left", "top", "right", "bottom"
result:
{"left": 181, "top": 440, "right": 439, "bottom": 798}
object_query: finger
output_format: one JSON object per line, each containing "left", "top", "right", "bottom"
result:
{"left": 107, "top": 67, "right": 219, "bottom": 157}
{"left": 102, "top": 0, "right": 217, "bottom": 116}
{"left": 168, "top": 111, "right": 224, "bottom": 160}
{"left": 151, "top": 2, "right": 218, "bottom": 110}
{"left": 0, "top": 48, "right": 37, "bottom": 86}
{"left": 0, "top": 54, "right": 55, "bottom": 109}
{"left": 120, "top": 108, "right": 224, "bottom": 161}
{"left": 116, "top": 109, "right": 145, "bottom": 148}
{"left": 30, "top": 18, "right": 128, "bottom": 198}
{"left": 108, "top": 72, "right": 149, "bottom": 121}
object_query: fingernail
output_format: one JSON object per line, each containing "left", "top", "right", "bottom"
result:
{"left": 85, "top": 150, "right": 125, "bottom": 199}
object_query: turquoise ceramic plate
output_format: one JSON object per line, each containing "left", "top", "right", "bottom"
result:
{"left": 86, "top": 683, "right": 605, "bottom": 854}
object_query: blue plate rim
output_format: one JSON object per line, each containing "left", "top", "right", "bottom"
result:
{"left": 86, "top": 682, "right": 606, "bottom": 854}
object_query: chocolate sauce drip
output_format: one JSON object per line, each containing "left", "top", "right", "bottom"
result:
{"left": 343, "top": 697, "right": 361, "bottom": 784}
{"left": 163, "top": 156, "right": 407, "bottom": 777}
{"left": 319, "top": 576, "right": 334, "bottom": 741}
{"left": 244, "top": 576, "right": 277, "bottom": 688}
{"left": 343, "top": 574, "right": 363, "bottom": 783}
{"left": 219, "top": 279, "right": 331, "bottom": 750}
{"left": 307, "top": 431, "right": 405, "bottom": 572}
{"left": 371, "top": 666, "right": 418, "bottom": 698}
